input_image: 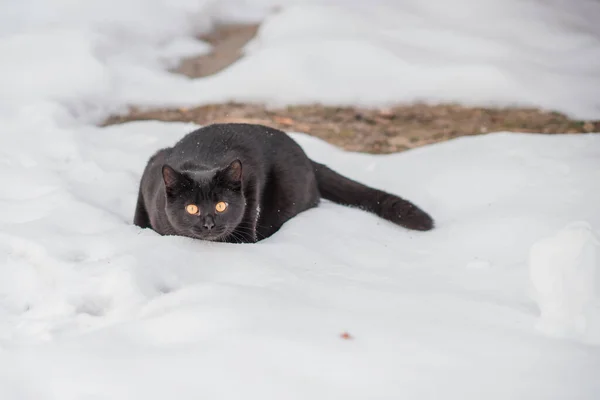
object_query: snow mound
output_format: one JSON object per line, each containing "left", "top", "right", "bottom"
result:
{"left": 1, "top": 119, "right": 600, "bottom": 398}
{"left": 208, "top": 1, "right": 600, "bottom": 118}
{"left": 1, "top": 0, "right": 600, "bottom": 121}
{"left": 529, "top": 221, "right": 600, "bottom": 342}
{"left": 0, "top": 0, "right": 270, "bottom": 122}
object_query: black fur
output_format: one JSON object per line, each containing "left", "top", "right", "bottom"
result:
{"left": 134, "top": 123, "right": 433, "bottom": 243}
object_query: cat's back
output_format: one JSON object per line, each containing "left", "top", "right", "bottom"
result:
{"left": 168, "top": 123, "right": 301, "bottom": 166}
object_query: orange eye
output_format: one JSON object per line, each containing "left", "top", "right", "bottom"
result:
{"left": 185, "top": 204, "right": 199, "bottom": 215}
{"left": 215, "top": 201, "right": 228, "bottom": 213}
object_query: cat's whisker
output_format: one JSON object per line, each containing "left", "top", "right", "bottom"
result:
{"left": 227, "top": 231, "right": 244, "bottom": 244}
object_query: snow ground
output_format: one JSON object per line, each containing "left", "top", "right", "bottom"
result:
{"left": 1, "top": 0, "right": 600, "bottom": 399}
{"left": 1, "top": 0, "right": 600, "bottom": 119}
{"left": 1, "top": 121, "right": 599, "bottom": 399}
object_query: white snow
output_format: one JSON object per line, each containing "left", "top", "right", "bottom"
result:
{"left": 1, "top": 0, "right": 600, "bottom": 399}
{"left": 201, "top": 0, "right": 600, "bottom": 117}
{"left": 529, "top": 221, "right": 600, "bottom": 342}
{"left": 2, "top": 0, "right": 600, "bottom": 119}
{"left": 1, "top": 121, "right": 599, "bottom": 399}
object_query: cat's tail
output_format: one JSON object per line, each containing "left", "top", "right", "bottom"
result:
{"left": 311, "top": 161, "right": 434, "bottom": 231}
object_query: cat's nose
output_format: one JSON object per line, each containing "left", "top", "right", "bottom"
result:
{"left": 203, "top": 217, "right": 215, "bottom": 230}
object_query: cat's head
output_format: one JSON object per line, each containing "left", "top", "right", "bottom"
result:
{"left": 161, "top": 160, "right": 245, "bottom": 241}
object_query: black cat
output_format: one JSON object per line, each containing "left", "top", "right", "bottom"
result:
{"left": 133, "top": 123, "right": 433, "bottom": 243}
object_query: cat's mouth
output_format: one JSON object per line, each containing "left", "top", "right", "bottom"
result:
{"left": 189, "top": 227, "right": 228, "bottom": 242}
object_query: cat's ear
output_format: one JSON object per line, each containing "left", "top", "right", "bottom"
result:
{"left": 222, "top": 159, "right": 242, "bottom": 182}
{"left": 162, "top": 164, "right": 181, "bottom": 192}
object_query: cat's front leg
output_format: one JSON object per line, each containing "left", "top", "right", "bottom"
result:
{"left": 241, "top": 198, "right": 260, "bottom": 243}
{"left": 133, "top": 188, "right": 151, "bottom": 228}
{"left": 238, "top": 184, "right": 261, "bottom": 243}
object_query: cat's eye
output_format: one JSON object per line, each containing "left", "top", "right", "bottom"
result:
{"left": 215, "top": 201, "right": 228, "bottom": 213}
{"left": 185, "top": 204, "right": 199, "bottom": 215}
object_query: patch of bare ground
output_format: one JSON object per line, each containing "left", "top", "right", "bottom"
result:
{"left": 173, "top": 24, "right": 259, "bottom": 78}
{"left": 104, "top": 22, "right": 599, "bottom": 154}
{"left": 104, "top": 103, "right": 599, "bottom": 154}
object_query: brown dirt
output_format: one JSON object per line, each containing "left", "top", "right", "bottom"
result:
{"left": 104, "top": 23, "right": 599, "bottom": 154}
{"left": 174, "top": 24, "right": 259, "bottom": 78}
{"left": 104, "top": 103, "right": 600, "bottom": 154}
